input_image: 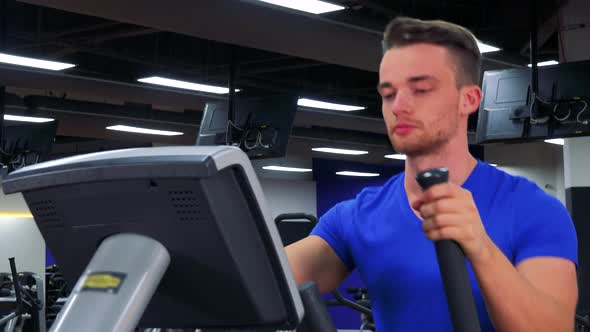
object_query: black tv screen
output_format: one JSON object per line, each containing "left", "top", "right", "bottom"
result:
{"left": 543, "top": 61, "right": 590, "bottom": 139}
{"left": 1, "top": 121, "right": 58, "bottom": 173}
{"left": 196, "top": 94, "right": 298, "bottom": 159}
{"left": 195, "top": 101, "right": 230, "bottom": 146}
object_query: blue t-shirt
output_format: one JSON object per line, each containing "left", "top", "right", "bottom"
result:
{"left": 311, "top": 161, "right": 578, "bottom": 331}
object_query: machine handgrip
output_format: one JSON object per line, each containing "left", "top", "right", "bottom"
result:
{"left": 275, "top": 213, "right": 318, "bottom": 225}
{"left": 296, "top": 282, "right": 337, "bottom": 332}
{"left": 416, "top": 168, "right": 481, "bottom": 332}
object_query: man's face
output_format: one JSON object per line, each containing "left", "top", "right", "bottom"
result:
{"left": 378, "top": 43, "right": 464, "bottom": 157}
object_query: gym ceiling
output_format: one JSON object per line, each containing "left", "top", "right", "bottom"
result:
{"left": 0, "top": 0, "right": 563, "bottom": 163}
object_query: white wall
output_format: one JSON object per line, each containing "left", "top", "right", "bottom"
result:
{"left": 0, "top": 191, "right": 30, "bottom": 214}
{"left": 564, "top": 136, "right": 590, "bottom": 188}
{"left": 0, "top": 216, "right": 46, "bottom": 285}
{"left": 555, "top": 151, "right": 565, "bottom": 203}
{"left": 0, "top": 188, "right": 45, "bottom": 283}
{"left": 259, "top": 179, "right": 317, "bottom": 220}
{"left": 251, "top": 148, "right": 318, "bottom": 220}
{"left": 485, "top": 141, "right": 565, "bottom": 204}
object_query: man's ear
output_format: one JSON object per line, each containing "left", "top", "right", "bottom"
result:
{"left": 460, "top": 85, "right": 482, "bottom": 116}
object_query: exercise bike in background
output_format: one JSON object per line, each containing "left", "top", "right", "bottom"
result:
{"left": 274, "top": 213, "right": 375, "bottom": 332}
{"left": 0, "top": 258, "right": 45, "bottom": 332}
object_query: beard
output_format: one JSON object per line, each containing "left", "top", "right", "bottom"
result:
{"left": 389, "top": 115, "right": 460, "bottom": 157}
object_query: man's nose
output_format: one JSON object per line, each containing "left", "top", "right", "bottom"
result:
{"left": 390, "top": 89, "right": 413, "bottom": 116}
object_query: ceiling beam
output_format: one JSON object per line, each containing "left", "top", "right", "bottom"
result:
{"left": 0, "top": 63, "right": 222, "bottom": 110}
{"left": 18, "top": 0, "right": 384, "bottom": 72}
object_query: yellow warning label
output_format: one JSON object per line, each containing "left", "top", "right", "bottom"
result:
{"left": 82, "top": 272, "right": 126, "bottom": 293}
{"left": 84, "top": 274, "right": 121, "bottom": 288}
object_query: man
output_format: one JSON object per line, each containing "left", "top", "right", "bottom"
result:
{"left": 286, "top": 17, "right": 578, "bottom": 331}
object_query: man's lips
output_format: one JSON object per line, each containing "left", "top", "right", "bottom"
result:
{"left": 394, "top": 123, "right": 417, "bottom": 135}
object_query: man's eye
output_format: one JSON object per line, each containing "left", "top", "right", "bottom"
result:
{"left": 414, "top": 89, "right": 431, "bottom": 94}
{"left": 383, "top": 92, "right": 397, "bottom": 100}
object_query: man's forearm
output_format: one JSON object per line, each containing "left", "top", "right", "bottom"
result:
{"left": 471, "top": 239, "right": 573, "bottom": 332}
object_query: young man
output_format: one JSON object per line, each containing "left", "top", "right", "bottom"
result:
{"left": 286, "top": 17, "right": 578, "bottom": 331}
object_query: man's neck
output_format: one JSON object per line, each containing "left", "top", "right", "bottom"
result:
{"left": 403, "top": 141, "right": 478, "bottom": 205}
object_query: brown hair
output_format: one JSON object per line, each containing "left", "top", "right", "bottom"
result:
{"left": 383, "top": 17, "right": 482, "bottom": 87}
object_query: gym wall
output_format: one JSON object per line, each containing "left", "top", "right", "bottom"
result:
{"left": 0, "top": 215, "right": 46, "bottom": 287}
{"left": 259, "top": 178, "right": 317, "bottom": 220}
{"left": 0, "top": 191, "right": 30, "bottom": 214}
{"left": 485, "top": 141, "right": 565, "bottom": 204}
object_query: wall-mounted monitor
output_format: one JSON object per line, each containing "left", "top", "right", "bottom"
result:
{"left": 475, "top": 60, "right": 590, "bottom": 144}
{"left": 196, "top": 94, "right": 299, "bottom": 159}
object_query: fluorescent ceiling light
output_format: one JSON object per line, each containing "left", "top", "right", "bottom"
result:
{"left": 4, "top": 114, "right": 54, "bottom": 123}
{"left": 544, "top": 138, "right": 564, "bottom": 145}
{"left": 490, "top": 163, "right": 498, "bottom": 167}
{"left": 312, "top": 147, "right": 368, "bottom": 155}
{"left": 336, "top": 171, "right": 380, "bottom": 177}
{"left": 298, "top": 98, "right": 365, "bottom": 111}
{"left": 263, "top": 166, "right": 312, "bottom": 172}
{"left": 0, "top": 52, "right": 75, "bottom": 71}
{"left": 138, "top": 76, "right": 239, "bottom": 94}
{"left": 106, "top": 125, "right": 183, "bottom": 136}
{"left": 528, "top": 60, "right": 559, "bottom": 67}
{"left": 255, "top": 0, "right": 345, "bottom": 14}
{"left": 477, "top": 41, "right": 501, "bottom": 53}
{"left": 384, "top": 154, "right": 406, "bottom": 160}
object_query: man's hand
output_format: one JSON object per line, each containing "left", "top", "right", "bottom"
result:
{"left": 411, "top": 182, "right": 492, "bottom": 265}
{"left": 412, "top": 182, "right": 578, "bottom": 332}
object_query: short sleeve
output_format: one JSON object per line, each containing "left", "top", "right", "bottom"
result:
{"left": 310, "top": 201, "right": 355, "bottom": 271}
{"left": 513, "top": 183, "right": 578, "bottom": 267}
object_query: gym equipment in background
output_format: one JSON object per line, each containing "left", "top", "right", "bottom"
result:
{"left": 275, "top": 213, "right": 374, "bottom": 331}
{"left": 0, "top": 258, "right": 45, "bottom": 332}
{"left": 44, "top": 265, "right": 68, "bottom": 330}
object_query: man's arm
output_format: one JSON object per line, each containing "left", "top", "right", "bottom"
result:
{"left": 473, "top": 241, "right": 578, "bottom": 332}
{"left": 413, "top": 182, "right": 578, "bottom": 331}
{"left": 285, "top": 235, "right": 350, "bottom": 294}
